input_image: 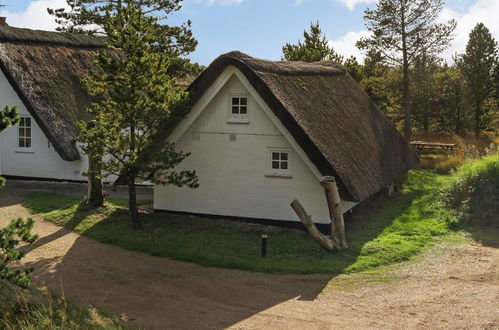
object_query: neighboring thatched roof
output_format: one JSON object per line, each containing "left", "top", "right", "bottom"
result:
{"left": 189, "top": 51, "right": 418, "bottom": 202}
{"left": 0, "top": 26, "right": 103, "bottom": 161}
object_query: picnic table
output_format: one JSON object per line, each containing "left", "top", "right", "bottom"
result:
{"left": 410, "top": 141, "right": 457, "bottom": 153}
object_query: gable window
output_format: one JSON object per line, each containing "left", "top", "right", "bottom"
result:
{"left": 271, "top": 151, "right": 288, "bottom": 170}
{"left": 231, "top": 97, "right": 247, "bottom": 115}
{"left": 266, "top": 149, "right": 292, "bottom": 178}
{"left": 228, "top": 95, "right": 249, "bottom": 123}
{"left": 18, "top": 116, "right": 32, "bottom": 149}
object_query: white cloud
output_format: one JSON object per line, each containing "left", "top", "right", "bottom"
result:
{"left": 329, "top": 0, "right": 499, "bottom": 63}
{"left": 439, "top": 0, "right": 499, "bottom": 62}
{"left": 329, "top": 30, "right": 371, "bottom": 61}
{"left": 337, "top": 0, "right": 377, "bottom": 11}
{"left": 2, "top": 0, "right": 69, "bottom": 31}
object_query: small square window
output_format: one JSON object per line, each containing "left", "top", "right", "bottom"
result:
{"left": 270, "top": 151, "right": 290, "bottom": 171}
{"left": 229, "top": 96, "right": 249, "bottom": 121}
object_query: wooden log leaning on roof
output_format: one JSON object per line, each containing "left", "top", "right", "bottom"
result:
{"left": 290, "top": 176, "right": 348, "bottom": 253}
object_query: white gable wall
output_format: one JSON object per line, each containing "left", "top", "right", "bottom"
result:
{"left": 154, "top": 68, "right": 356, "bottom": 223}
{"left": 0, "top": 69, "right": 89, "bottom": 181}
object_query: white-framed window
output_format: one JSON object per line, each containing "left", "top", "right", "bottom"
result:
{"left": 228, "top": 94, "right": 249, "bottom": 123}
{"left": 271, "top": 150, "right": 289, "bottom": 170}
{"left": 266, "top": 149, "right": 292, "bottom": 178}
{"left": 18, "top": 116, "right": 32, "bottom": 149}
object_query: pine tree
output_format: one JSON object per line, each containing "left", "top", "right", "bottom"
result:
{"left": 282, "top": 21, "right": 343, "bottom": 63}
{"left": 51, "top": 0, "right": 197, "bottom": 208}
{"left": 461, "top": 23, "right": 498, "bottom": 136}
{"left": 79, "top": 1, "right": 198, "bottom": 229}
{"left": 0, "top": 218, "right": 38, "bottom": 288}
{"left": 0, "top": 105, "right": 37, "bottom": 288}
{"left": 356, "top": 0, "right": 456, "bottom": 139}
{"left": 48, "top": 0, "right": 187, "bottom": 35}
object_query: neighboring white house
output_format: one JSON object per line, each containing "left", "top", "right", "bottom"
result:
{"left": 154, "top": 52, "right": 418, "bottom": 224}
{"left": 0, "top": 24, "right": 104, "bottom": 182}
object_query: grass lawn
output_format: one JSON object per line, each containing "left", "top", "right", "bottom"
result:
{"left": 23, "top": 170, "right": 450, "bottom": 274}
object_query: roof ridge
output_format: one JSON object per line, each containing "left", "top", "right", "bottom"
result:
{"left": 221, "top": 51, "right": 346, "bottom": 76}
{"left": 0, "top": 26, "right": 104, "bottom": 48}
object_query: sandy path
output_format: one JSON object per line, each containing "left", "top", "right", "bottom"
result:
{"left": 1, "top": 190, "right": 498, "bottom": 329}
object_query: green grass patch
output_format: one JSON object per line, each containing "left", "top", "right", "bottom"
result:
{"left": 24, "top": 170, "right": 450, "bottom": 274}
{"left": 438, "top": 153, "right": 499, "bottom": 227}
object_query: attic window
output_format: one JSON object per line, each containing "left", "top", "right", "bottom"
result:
{"left": 266, "top": 149, "right": 292, "bottom": 178}
{"left": 18, "top": 117, "right": 32, "bottom": 149}
{"left": 228, "top": 95, "right": 249, "bottom": 123}
{"left": 271, "top": 151, "right": 289, "bottom": 170}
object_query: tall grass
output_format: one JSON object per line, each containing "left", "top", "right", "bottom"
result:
{"left": 437, "top": 153, "right": 499, "bottom": 227}
{"left": 0, "top": 280, "right": 132, "bottom": 329}
{"left": 414, "top": 133, "right": 498, "bottom": 174}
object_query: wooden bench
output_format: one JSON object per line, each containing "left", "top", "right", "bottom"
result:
{"left": 410, "top": 141, "right": 456, "bottom": 154}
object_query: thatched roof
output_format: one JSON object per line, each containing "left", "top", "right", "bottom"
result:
{"left": 0, "top": 26, "right": 103, "bottom": 161}
{"left": 190, "top": 51, "right": 418, "bottom": 202}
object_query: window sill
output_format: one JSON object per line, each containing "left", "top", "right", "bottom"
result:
{"left": 227, "top": 118, "right": 250, "bottom": 124}
{"left": 15, "top": 149, "right": 35, "bottom": 154}
{"left": 265, "top": 171, "right": 292, "bottom": 178}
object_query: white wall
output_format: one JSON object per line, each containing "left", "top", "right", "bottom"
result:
{"left": 154, "top": 71, "right": 356, "bottom": 223}
{"left": 0, "top": 69, "right": 89, "bottom": 181}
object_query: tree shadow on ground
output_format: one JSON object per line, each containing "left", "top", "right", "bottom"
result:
{"left": 466, "top": 227, "right": 499, "bottom": 248}
{"left": 14, "top": 172, "right": 438, "bottom": 329}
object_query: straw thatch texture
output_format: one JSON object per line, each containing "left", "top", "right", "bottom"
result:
{"left": 190, "top": 52, "right": 418, "bottom": 202}
{"left": 0, "top": 26, "right": 101, "bottom": 161}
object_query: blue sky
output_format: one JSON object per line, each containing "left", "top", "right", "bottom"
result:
{"left": 2, "top": 0, "right": 498, "bottom": 65}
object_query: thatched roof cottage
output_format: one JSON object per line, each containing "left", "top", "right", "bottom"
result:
{"left": 0, "top": 21, "right": 416, "bottom": 222}
{"left": 154, "top": 52, "right": 418, "bottom": 223}
{"left": 0, "top": 24, "right": 103, "bottom": 181}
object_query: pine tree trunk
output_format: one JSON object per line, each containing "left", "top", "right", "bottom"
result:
{"left": 474, "top": 101, "right": 481, "bottom": 137}
{"left": 401, "top": 8, "right": 411, "bottom": 140}
{"left": 423, "top": 108, "right": 429, "bottom": 134}
{"left": 87, "top": 153, "right": 104, "bottom": 207}
{"left": 403, "top": 66, "right": 412, "bottom": 139}
{"left": 128, "top": 171, "right": 141, "bottom": 230}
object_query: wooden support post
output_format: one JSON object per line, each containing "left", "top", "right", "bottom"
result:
{"left": 290, "top": 176, "right": 348, "bottom": 253}
{"left": 290, "top": 200, "right": 337, "bottom": 252}
{"left": 321, "top": 176, "right": 348, "bottom": 250}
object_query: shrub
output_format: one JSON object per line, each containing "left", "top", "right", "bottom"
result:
{"left": 0, "top": 218, "right": 38, "bottom": 288}
{"left": 439, "top": 153, "right": 499, "bottom": 227}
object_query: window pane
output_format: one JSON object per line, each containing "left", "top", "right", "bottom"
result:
{"left": 19, "top": 117, "right": 25, "bottom": 126}
{"left": 232, "top": 106, "right": 239, "bottom": 114}
{"left": 19, "top": 138, "right": 25, "bottom": 148}
{"left": 25, "top": 139, "right": 31, "bottom": 148}
{"left": 272, "top": 152, "right": 279, "bottom": 160}
{"left": 26, "top": 118, "right": 31, "bottom": 126}
{"left": 25, "top": 128, "right": 31, "bottom": 138}
{"left": 232, "top": 98, "right": 239, "bottom": 105}
{"left": 272, "top": 161, "right": 280, "bottom": 169}
{"left": 19, "top": 127, "right": 25, "bottom": 137}
{"left": 281, "top": 162, "right": 288, "bottom": 170}
{"left": 240, "top": 106, "right": 247, "bottom": 114}
{"left": 240, "top": 98, "right": 247, "bottom": 105}
{"left": 280, "top": 153, "right": 288, "bottom": 160}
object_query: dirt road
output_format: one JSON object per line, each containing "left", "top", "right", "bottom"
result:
{"left": 1, "top": 189, "right": 498, "bottom": 329}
